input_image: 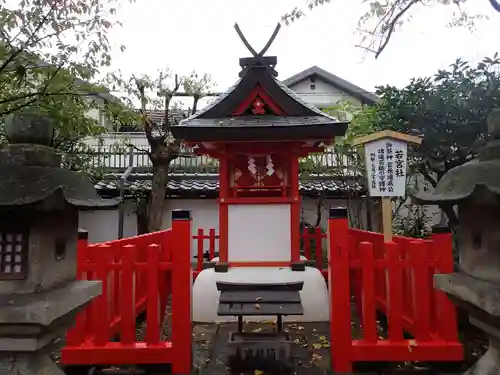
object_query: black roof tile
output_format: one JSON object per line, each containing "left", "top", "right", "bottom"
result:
{"left": 93, "top": 173, "right": 363, "bottom": 196}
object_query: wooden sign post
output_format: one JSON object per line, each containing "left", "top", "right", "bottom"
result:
{"left": 353, "top": 130, "right": 422, "bottom": 242}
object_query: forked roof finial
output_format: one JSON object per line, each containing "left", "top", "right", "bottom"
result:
{"left": 234, "top": 22, "right": 281, "bottom": 78}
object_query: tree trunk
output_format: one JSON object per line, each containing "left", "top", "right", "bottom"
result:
{"left": 439, "top": 204, "right": 459, "bottom": 228}
{"left": 148, "top": 164, "right": 168, "bottom": 232}
{"left": 314, "top": 194, "right": 323, "bottom": 227}
{"left": 136, "top": 197, "right": 149, "bottom": 235}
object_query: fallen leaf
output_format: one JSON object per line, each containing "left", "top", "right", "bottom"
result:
{"left": 254, "top": 370, "right": 264, "bottom": 375}
{"left": 408, "top": 339, "right": 417, "bottom": 352}
{"left": 298, "top": 326, "right": 304, "bottom": 331}
{"left": 256, "top": 297, "right": 262, "bottom": 301}
{"left": 312, "top": 343, "right": 322, "bottom": 349}
{"left": 319, "top": 335, "right": 326, "bottom": 341}
{"left": 252, "top": 328, "right": 262, "bottom": 332}
{"left": 311, "top": 352, "right": 323, "bottom": 363}
{"left": 254, "top": 303, "right": 261, "bottom": 310}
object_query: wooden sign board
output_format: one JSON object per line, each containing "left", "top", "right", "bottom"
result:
{"left": 364, "top": 138, "right": 407, "bottom": 197}
{"left": 353, "top": 130, "right": 422, "bottom": 242}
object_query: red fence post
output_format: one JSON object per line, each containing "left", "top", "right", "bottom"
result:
{"left": 386, "top": 241, "right": 404, "bottom": 342}
{"left": 328, "top": 207, "right": 352, "bottom": 373}
{"left": 94, "top": 244, "right": 111, "bottom": 346}
{"left": 303, "top": 228, "right": 311, "bottom": 260}
{"left": 146, "top": 244, "right": 161, "bottom": 345}
{"left": 67, "top": 229, "right": 90, "bottom": 346}
{"left": 431, "top": 225, "right": 458, "bottom": 341}
{"left": 209, "top": 228, "right": 216, "bottom": 260}
{"left": 196, "top": 228, "right": 204, "bottom": 271}
{"left": 171, "top": 210, "right": 192, "bottom": 375}
{"left": 360, "top": 241, "right": 377, "bottom": 343}
{"left": 120, "top": 244, "right": 137, "bottom": 345}
{"left": 408, "top": 240, "right": 432, "bottom": 341}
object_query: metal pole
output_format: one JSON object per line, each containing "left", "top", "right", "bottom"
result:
{"left": 118, "top": 146, "right": 135, "bottom": 239}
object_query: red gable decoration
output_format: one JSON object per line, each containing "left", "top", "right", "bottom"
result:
{"left": 232, "top": 85, "right": 283, "bottom": 115}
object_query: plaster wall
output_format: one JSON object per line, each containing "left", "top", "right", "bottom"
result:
{"left": 79, "top": 193, "right": 445, "bottom": 253}
{"left": 78, "top": 197, "right": 375, "bottom": 257}
{"left": 287, "top": 78, "right": 362, "bottom": 109}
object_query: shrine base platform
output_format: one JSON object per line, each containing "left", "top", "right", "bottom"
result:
{"left": 192, "top": 263, "right": 329, "bottom": 323}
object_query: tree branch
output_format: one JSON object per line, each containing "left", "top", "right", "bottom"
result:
{"left": 374, "top": 0, "right": 420, "bottom": 58}
{"left": 162, "top": 73, "right": 181, "bottom": 132}
{"left": 0, "top": 0, "right": 59, "bottom": 75}
{"left": 490, "top": 0, "right": 500, "bottom": 12}
{"left": 417, "top": 165, "right": 438, "bottom": 188}
{"left": 126, "top": 143, "right": 151, "bottom": 157}
{"left": 135, "top": 79, "right": 156, "bottom": 145}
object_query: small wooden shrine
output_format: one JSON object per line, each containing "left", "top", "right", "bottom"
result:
{"left": 172, "top": 24, "right": 348, "bottom": 273}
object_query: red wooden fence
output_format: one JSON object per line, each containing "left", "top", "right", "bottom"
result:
{"left": 328, "top": 208, "right": 462, "bottom": 372}
{"left": 63, "top": 215, "right": 461, "bottom": 372}
{"left": 62, "top": 210, "right": 192, "bottom": 375}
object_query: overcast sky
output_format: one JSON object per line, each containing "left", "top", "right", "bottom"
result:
{"left": 105, "top": 0, "right": 500, "bottom": 108}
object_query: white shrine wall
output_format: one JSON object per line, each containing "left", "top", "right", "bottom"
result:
{"left": 227, "top": 204, "right": 292, "bottom": 262}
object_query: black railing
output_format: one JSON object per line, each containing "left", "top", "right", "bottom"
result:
{"left": 67, "top": 144, "right": 361, "bottom": 175}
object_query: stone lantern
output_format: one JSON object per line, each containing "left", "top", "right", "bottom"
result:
{"left": 0, "top": 109, "right": 119, "bottom": 374}
{"left": 414, "top": 109, "right": 500, "bottom": 375}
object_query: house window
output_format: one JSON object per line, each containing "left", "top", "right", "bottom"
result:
{"left": 310, "top": 76, "right": 316, "bottom": 83}
{"left": 0, "top": 232, "right": 28, "bottom": 280}
{"left": 310, "top": 84, "right": 316, "bottom": 90}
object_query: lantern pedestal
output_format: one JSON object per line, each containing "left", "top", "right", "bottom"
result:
{"left": 0, "top": 281, "right": 101, "bottom": 374}
{"left": 192, "top": 266, "right": 329, "bottom": 322}
{"left": 435, "top": 273, "right": 500, "bottom": 375}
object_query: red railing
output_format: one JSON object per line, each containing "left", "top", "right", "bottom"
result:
{"left": 62, "top": 211, "right": 192, "bottom": 374}
{"left": 328, "top": 209, "right": 462, "bottom": 372}
{"left": 63, "top": 217, "right": 461, "bottom": 372}
{"left": 191, "top": 227, "right": 327, "bottom": 273}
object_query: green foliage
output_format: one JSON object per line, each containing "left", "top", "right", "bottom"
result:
{"left": 372, "top": 55, "right": 500, "bottom": 186}
{"left": 282, "top": 0, "right": 331, "bottom": 23}
{"left": 325, "top": 101, "right": 376, "bottom": 152}
{"left": 300, "top": 101, "right": 376, "bottom": 177}
{"left": 392, "top": 201, "right": 432, "bottom": 239}
{"left": 0, "top": 0, "right": 132, "bottom": 160}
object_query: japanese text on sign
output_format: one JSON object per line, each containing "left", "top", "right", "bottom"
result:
{"left": 364, "top": 139, "right": 407, "bottom": 197}
{"left": 243, "top": 347, "right": 277, "bottom": 360}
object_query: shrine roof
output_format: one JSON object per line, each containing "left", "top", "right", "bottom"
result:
{"left": 172, "top": 74, "right": 348, "bottom": 142}
{"left": 182, "top": 76, "right": 337, "bottom": 121}
{"left": 171, "top": 23, "right": 349, "bottom": 142}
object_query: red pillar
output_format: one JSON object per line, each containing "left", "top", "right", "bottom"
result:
{"left": 328, "top": 207, "right": 352, "bottom": 373}
{"left": 171, "top": 209, "right": 192, "bottom": 375}
{"left": 290, "top": 154, "right": 301, "bottom": 264}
